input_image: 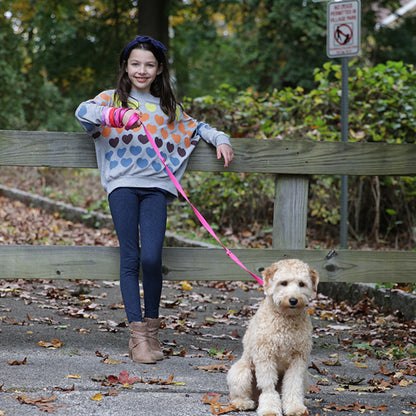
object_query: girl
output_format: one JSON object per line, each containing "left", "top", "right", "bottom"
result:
{"left": 75, "top": 36, "right": 234, "bottom": 364}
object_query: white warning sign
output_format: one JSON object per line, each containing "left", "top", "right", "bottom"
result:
{"left": 327, "top": 0, "right": 361, "bottom": 58}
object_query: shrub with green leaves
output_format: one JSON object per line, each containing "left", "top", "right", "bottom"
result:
{"left": 183, "top": 61, "right": 416, "bottom": 248}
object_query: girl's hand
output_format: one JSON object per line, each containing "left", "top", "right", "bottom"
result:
{"left": 123, "top": 109, "right": 142, "bottom": 129}
{"left": 217, "top": 144, "right": 234, "bottom": 168}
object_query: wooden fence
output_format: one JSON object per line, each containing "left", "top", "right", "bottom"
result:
{"left": 1, "top": 130, "right": 416, "bottom": 283}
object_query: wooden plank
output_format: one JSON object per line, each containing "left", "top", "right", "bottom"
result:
{"left": 0, "top": 131, "right": 97, "bottom": 168}
{"left": 2, "top": 130, "right": 416, "bottom": 175}
{"left": 273, "top": 175, "right": 309, "bottom": 249}
{"left": 0, "top": 245, "right": 415, "bottom": 283}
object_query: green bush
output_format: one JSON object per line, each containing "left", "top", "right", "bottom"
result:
{"left": 182, "top": 61, "right": 416, "bottom": 248}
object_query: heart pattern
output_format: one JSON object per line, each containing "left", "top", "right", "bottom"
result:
{"left": 98, "top": 104, "right": 203, "bottom": 177}
{"left": 121, "top": 158, "right": 132, "bottom": 167}
{"left": 167, "top": 142, "right": 174, "bottom": 153}
{"left": 130, "top": 146, "right": 142, "bottom": 156}
{"left": 117, "top": 148, "right": 126, "bottom": 158}
{"left": 122, "top": 134, "right": 133, "bottom": 144}
{"left": 109, "top": 138, "right": 119, "bottom": 148}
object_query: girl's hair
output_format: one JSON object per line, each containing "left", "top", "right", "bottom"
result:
{"left": 116, "top": 37, "right": 179, "bottom": 123}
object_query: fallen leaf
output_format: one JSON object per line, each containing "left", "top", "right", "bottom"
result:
{"left": 181, "top": 281, "right": 193, "bottom": 291}
{"left": 91, "top": 393, "right": 103, "bottom": 401}
{"left": 118, "top": 370, "right": 138, "bottom": 385}
{"left": 67, "top": 375, "right": 81, "bottom": 379}
{"left": 326, "top": 402, "right": 387, "bottom": 412}
{"left": 8, "top": 357, "right": 27, "bottom": 366}
{"left": 104, "top": 389, "right": 119, "bottom": 396}
{"left": 52, "top": 384, "right": 75, "bottom": 393}
{"left": 103, "top": 357, "right": 122, "bottom": 365}
{"left": 37, "top": 339, "right": 63, "bottom": 349}
{"left": 202, "top": 393, "right": 237, "bottom": 415}
{"left": 14, "top": 393, "right": 66, "bottom": 413}
{"left": 195, "top": 363, "right": 229, "bottom": 373}
{"left": 322, "top": 358, "right": 341, "bottom": 366}
{"left": 308, "top": 384, "right": 321, "bottom": 394}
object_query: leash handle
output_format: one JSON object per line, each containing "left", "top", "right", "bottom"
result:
{"left": 142, "top": 124, "right": 264, "bottom": 286}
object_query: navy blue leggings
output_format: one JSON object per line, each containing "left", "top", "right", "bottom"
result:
{"left": 108, "top": 187, "right": 167, "bottom": 322}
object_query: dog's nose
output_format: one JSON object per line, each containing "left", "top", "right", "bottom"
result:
{"left": 289, "top": 298, "right": 298, "bottom": 306}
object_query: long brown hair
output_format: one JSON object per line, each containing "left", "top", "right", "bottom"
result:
{"left": 116, "top": 38, "right": 179, "bottom": 123}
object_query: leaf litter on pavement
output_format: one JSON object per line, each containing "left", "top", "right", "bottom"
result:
{"left": 0, "top": 192, "right": 415, "bottom": 414}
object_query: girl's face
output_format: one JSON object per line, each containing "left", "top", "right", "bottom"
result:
{"left": 126, "top": 48, "right": 162, "bottom": 94}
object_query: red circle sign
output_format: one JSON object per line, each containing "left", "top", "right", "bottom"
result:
{"left": 334, "top": 24, "right": 353, "bottom": 45}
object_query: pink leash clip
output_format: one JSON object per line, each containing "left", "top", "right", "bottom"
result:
{"left": 141, "top": 124, "right": 264, "bottom": 286}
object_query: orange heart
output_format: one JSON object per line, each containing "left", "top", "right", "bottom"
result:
{"left": 161, "top": 128, "right": 169, "bottom": 139}
{"left": 184, "top": 136, "right": 191, "bottom": 148}
{"left": 178, "top": 121, "right": 186, "bottom": 134}
{"left": 167, "top": 122, "right": 175, "bottom": 131}
{"left": 187, "top": 120, "right": 197, "bottom": 128}
{"left": 155, "top": 115, "right": 165, "bottom": 126}
{"left": 172, "top": 133, "right": 181, "bottom": 144}
{"left": 147, "top": 124, "right": 158, "bottom": 134}
{"left": 101, "top": 126, "right": 112, "bottom": 138}
{"left": 99, "top": 92, "right": 111, "bottom": 102}
{"left": 140, "top": 113, "right": 150, "bottom": 122}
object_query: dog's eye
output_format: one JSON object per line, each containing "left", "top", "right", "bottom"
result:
{"left": 299, "top": 282, "right": 305, "bottom": 287}
{"left": 281, "top": 281, "right": 288, "bottom": 286}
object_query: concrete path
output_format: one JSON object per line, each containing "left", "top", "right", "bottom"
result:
{"left": 1, "top": 279, "right": 415, "bottom": 415}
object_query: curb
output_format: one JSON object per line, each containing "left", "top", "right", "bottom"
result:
{"left": 319, "top": 282, "right": 416, "bottom": 321}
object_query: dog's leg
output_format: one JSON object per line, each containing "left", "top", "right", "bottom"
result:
{"left": 255, "top": 361, "right": 282, "bottom": 416}
{"left": 227, "top": 358, "right": 257, "bottom": 410}
{"left": 281, "top": 357, "right": 308, "bottom": 416}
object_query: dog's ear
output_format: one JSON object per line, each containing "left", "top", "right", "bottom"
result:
{"left": 309, "top": 267, "right": 320, "bottom": 297}
{"left": 262, "top": 263, "right": 279, "bottom": 296}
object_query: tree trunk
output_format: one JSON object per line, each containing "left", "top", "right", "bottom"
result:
{"left": 137, "top": 0, "right": 170, "bottom": 48}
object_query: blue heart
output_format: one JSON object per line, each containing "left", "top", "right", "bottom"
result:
{"left": 170, "top": 157, "right": 180, "bottom": 166}
{"left": 130, "top": 145, "right": 142, "bottom": 156}
{"left": 110, "top": 160, "right": 118, "bottom": 169}
{"left": 137, "top": 158, "right": 148, "bottom": 168}
{"left": 152, "top": 161, "right": 162, "bottom": 171}
{"left": 105, "top": 151, "right": 113, "bottom": 161}
{"left": 77, "top": 105, "right": 87, "bottom": 117}
{"left": 121, "top": 158, "right": 132, "bottom": 167}
{"left": 81, "top": 121, "right": 95, "bottom": 132}
{"left": 160, "top": 151, "right": 167, "bottom": 160}
{"left": 117, "top": 148, "right": 126, "bottom": 158}
{"left": 146, "top": 148, "right": 156, "bottom": 158}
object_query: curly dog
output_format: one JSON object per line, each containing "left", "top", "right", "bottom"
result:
{"left": 227, "top": 259, "right": 319, "bottom": 416}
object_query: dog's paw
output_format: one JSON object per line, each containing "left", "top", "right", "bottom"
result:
{"left": 231, "top": 398, "right": 256, "bottom": 411}
{"left": 284, "top": 404, "right": 308, "bottom": 416}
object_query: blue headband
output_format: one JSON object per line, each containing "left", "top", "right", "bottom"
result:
{"left": 122, "top": 36, "right": 167, "bottom": 60}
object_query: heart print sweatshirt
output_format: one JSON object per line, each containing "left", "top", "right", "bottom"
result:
{"left": 75, "top": 89, "right": 232, "bottom": 200}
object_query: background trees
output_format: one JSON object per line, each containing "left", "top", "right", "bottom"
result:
{"left": 1, "top": 0, "right": 416, "bottom": 248}
{"left": 1, "top": 0, "right": 412, "bottom": 119}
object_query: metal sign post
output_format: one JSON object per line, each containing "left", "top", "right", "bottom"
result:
{"left": 327, "top": 0, "right": 361, "bottom": 249}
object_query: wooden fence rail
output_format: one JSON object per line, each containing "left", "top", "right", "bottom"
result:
{"left": 1, "top": 130, "right": 416, "bottom": 283}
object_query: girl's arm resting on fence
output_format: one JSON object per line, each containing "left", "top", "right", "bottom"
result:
{"left": 195, "top": 122, "right": 234, "bottom": 167}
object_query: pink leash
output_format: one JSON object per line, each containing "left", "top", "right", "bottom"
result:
{"left": 141, "top": 124, "right": 264, "bottom": 286}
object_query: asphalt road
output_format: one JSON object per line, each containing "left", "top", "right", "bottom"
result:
{"left": 0, "top": 278, "right": 415, "bottom": 416}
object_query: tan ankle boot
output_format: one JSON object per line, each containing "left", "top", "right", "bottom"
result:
{"left": 129, "top": 321, "right": 156, "bottom": 364}
{"left": 143, "top": 317, "right": 164, "bottom": 361}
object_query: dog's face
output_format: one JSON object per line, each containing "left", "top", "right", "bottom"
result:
{"left": 261, "top": 259, "right": 319, "bottom": 313}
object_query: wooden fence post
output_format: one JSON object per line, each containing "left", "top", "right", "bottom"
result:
{"left": 272, "top": 175, "right": 309, "bottom": 250}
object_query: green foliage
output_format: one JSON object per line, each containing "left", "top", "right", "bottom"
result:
{"left": 187, "top": 61, "right": 416, "bottom": 144}
{"left": 185, "top": 61, "right": 416, "bottom": 246}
